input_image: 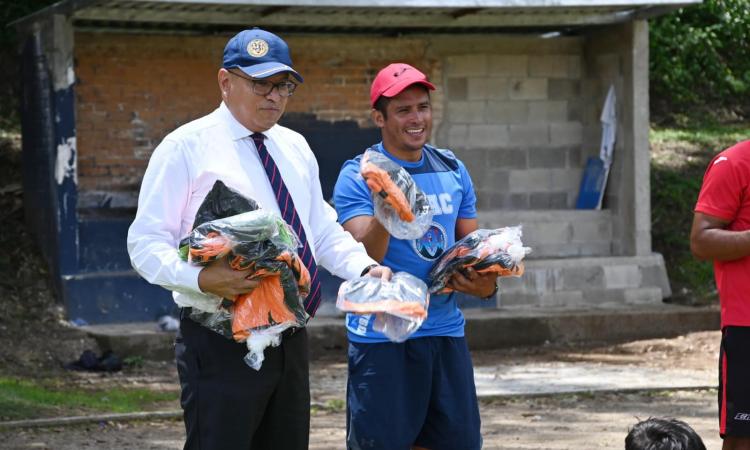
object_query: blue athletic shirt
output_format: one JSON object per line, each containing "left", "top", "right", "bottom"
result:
{"left": 333, "top": 142, "right": 477, "bottom": 343}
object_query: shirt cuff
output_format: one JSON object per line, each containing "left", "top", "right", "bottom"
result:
{"left": 344, "top": 255, "right": 378, "bottom": 281}
{"left": 177, "top": 262, "right": 205, "bottom": 293}
{"left": 360, "top": 264, "right": 379, "bottom": 276}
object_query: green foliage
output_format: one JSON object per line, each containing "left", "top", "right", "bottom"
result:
{"left": 0, "top": 377, "right": 178, "bottom": 421}
{"left": 123, "top": 355, "right": 145, "bottom": 368}
{"left": 325, "top": 398, "right": 345, "bottom": 412}
{"left": 650, "top": 0, "right": 750, "bottom": 123}
{"left": 651, "top": 165, "right": 715, "bottom": 301}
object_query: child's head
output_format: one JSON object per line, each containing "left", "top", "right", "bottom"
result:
{"left": 625, "top": 417, "right": 706, "bottom": 450}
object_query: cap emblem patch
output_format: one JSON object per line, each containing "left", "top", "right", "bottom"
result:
{"left": 247, "top": 39, "right": 269, "bottom": 58}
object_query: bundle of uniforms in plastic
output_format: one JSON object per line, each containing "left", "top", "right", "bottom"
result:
{"left": 428, "top": 226, "right": 532, "bottom": 295}
{"left": 336, "top": 272, "right": 429, "bottom": 342}
{"left": 177, "top": 180, "right": 309, "bottom": 370}
{"left": 360, "top": 148, "right": 433, "bottom": 239}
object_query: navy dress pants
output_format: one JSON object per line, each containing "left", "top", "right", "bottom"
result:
{"left": 176, "top": 316, "right": 310, "bottom": 450}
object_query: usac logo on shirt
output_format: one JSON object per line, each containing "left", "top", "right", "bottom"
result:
{"left": 412, "top": 222, "right": 447, "bottom": 261}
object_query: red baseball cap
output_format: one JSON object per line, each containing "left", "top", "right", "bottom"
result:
{"left": 370, "top": 63, "right": 436, "bottom": 107}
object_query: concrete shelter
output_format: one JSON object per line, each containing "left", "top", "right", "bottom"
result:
{"left": 12, "top": 0, "right": 699, "bottom": 324}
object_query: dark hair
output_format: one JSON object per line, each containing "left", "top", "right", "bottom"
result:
{"left": 373, "top": 95, "right": 392, "bottom": 119}
{"left": 372, "top": 85, "right": 430, "bottom": 120}
{"left": 625, "top": 418, "right": 706, "bottom": 450}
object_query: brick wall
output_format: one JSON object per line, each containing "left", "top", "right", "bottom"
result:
{"left": 75, "top": 33, "right": 223, "bottom": 201}
{"left": 74, "top": 32, "right": 438, "bottom": 206}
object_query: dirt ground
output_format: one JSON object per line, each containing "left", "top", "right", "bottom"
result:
{"left": 1, "top": 389, "right": 722, "bottom": 450}
{"left": 0, "top": 330, "right": 724, "bottom": 450}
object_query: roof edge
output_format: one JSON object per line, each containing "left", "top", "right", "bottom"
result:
{"left": 10, "top": 0, "right": 703, "bottom": 31}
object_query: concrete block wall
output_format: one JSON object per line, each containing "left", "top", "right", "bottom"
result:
{"left": 495, "top": 254, "right": 671, "bottom": 308}
{"left": 477, "top": 209, "right": 613, "bottom": 259}
{"left": 431, "top": 36, "right": 590, "bottom": 210}
{"left": 581, "top": 21, "right": 651, "bottom": 256}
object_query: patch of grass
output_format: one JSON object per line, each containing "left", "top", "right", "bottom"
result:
{"left": 123, "top": 355, "right": 145, "bottom": 369}
{"left": 325, "top": 398, "right": 345, "bottom": 412}
{"left": 649, "top": 123, "right": 750, "bottom": 303}
{"left": 0, "top": 377, "right": 178, "bottom": 421}
{"left": 311, "top": 398, "right": 346, "bottom": 414}
{"left": 651, "top": 123, "right": 749, "bottom": 150}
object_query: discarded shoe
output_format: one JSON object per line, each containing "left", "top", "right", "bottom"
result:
{"left": 65, "top": 349, "right": 122, "bottom": 372}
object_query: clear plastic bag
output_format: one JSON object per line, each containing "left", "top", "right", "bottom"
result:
{"left": 428, "top": 226, "right": 532, "bottom": 294}
{"left": 178, "top": 180, "right": 309, "bottom": 370}
{"left": 373, "top": 313, "right": 420, "bottom": 343}
{"left": 337, "top": 272, "right": 430, "bottom": 342}
{"left": 360, "top": 149, "right": 433, "bottom": 239}
{"left": 243, "top": 329, "right": 284, "bottom": 370}
{"left": 180, "top": 210, "right": 300, "bottom": 266}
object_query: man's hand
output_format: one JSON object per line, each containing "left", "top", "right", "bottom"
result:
{"left": 447, "top": 268, "right": 497, "bottom": 298}
{"left": 365, "top": 265, "right": 393, "bottom": 281}
{"left": 198, "top": 256, "right": 260, "bottom": 299}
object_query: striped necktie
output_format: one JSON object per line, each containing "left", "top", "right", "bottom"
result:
{"left": 251, "top": 132, "right": 322, "bottom": 317}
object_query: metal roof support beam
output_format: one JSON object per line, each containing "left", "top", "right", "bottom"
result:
{"left": 70, "top": 8, "right": 649, "bottom": 28}
{"left": 12, "top": 0, "right": 702, "bottom": 31}
{"left": 450, "top": 8, "right": 484, "bottom": 19}
{"left": 258, "top": 6, "right": 291, "bottom": 17}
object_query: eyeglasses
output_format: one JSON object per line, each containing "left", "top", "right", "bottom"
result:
{"left": 229, "top": 70, "right": 297, "bottom": 97}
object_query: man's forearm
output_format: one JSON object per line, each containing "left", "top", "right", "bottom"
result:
{"left": 357, "top": 219, "right": 391, "bottom": 262}
{"left": 691, "top": 228, "right": 750, "bottom": 261}
{"left": 343, "top": 216, "right": 391, "bottom": 263}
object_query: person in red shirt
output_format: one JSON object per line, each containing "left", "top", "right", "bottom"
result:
{"left": 690, "top": 139, "right": 750, "bottom": 450}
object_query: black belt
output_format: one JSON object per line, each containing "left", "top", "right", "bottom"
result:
{"left": 281, "top": 326, "right": 300, "bottom": 338}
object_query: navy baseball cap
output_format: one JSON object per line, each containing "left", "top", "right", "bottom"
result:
{"left": 222, "top": 28, "right": 303, "bottom": 83}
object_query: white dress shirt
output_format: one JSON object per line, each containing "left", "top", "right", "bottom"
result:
{"left": 127, "top": 102, "right": 376, "bottom": 310}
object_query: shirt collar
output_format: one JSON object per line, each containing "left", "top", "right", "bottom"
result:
{"left": 218, "top": 102, "right": 278, "bottom": 142}
{"left": 377, "top": 142, "right": 425, "bottom": 168}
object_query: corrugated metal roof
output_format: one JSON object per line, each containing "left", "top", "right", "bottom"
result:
{"left": 12, "top": 0, "right": 702, "bottom": 32}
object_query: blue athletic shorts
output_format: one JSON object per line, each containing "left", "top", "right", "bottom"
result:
{"left": 346, "top": 336, "right": 481, "bottom": 450}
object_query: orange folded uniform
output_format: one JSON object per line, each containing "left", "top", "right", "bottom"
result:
{"left": 337, "top": 298, "right": 428, "bottom": 320}
{"left": 428, "top": 227, "right": 530, "bottom": 294}
{"left": 230, "top": 251, "right": 310, "bottom": 341}
{"left": 188, "top": 231, "right": 232, "bottom": 264}
{"left": 360, "top": 152, "right": 415, "bottom": 222}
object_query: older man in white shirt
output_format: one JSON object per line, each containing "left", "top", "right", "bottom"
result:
{"left": 127, "top": 28, "right": 389, "bottom": 450}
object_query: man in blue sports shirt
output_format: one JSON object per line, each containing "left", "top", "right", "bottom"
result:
{"left": 333, "top": 63, "right": 499, "bottom": 450}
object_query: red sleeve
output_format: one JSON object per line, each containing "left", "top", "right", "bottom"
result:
{"left": 694, "top": 154, "right": 740, "bottom": 221}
